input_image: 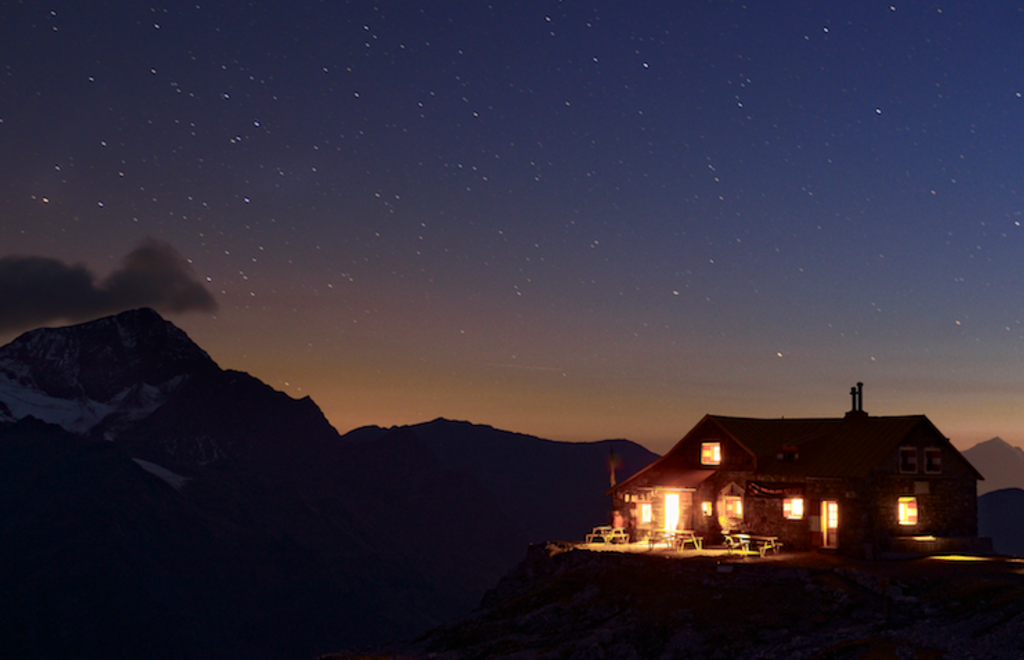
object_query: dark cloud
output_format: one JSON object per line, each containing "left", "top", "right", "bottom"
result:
{"left": 0, "top": 239, "right": 217, "bottom": 333}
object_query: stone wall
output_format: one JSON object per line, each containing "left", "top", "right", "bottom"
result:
{"left": 869, "top": 474, "right": 978, "bottom": 540}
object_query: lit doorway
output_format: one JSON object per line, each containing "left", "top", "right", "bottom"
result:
{"left": 821, "top": 500, "right": 838, "bottom": 548}
{"left": 664, "top": 493, "right": 680, "bottom": 532}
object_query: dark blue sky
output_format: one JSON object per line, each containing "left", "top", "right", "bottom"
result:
{"left": 3, "top": 1, "right": 1024, "bottom": 451}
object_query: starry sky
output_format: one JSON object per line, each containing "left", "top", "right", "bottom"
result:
{"left": 2, "top": 1, "right": 1024, "bottom": 453}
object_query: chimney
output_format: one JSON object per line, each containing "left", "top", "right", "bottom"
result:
{"left": 847, "top": 382, "right": 866, "bottom": 417}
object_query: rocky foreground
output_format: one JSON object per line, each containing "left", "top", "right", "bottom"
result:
{"left": 327, "top": 542, "right": 1024, "bottom": 660}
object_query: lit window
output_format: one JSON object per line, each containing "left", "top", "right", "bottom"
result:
{"left": 783, "top": 497, "right": 804, "bottom": 520}
{"left": 724, "top": 495, "right": 743, "bottom": 519}
{"left": 898, "top": 496, "right": 918, "bottom": 525}
{"left": 924, "top": 448, "right": 942, "bottom": 474}
{"left": 899, "top": 447, "right": 918, "bottom": 473}
{"left": 640, "top": 502, "right": 653, "bottom": 524}
{"left": 701, "top": 501, "right": 712, "bottom": 517}
{"left": 701, "top": 442, "right": 721, "bottom": 466}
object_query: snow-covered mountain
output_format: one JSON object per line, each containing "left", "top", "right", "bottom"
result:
{"left": 0, "top": 308, "right": 216, "bottom": 436}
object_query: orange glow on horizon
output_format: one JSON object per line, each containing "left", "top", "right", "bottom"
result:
{"left": 167, "top": 311, "right": 1024, "bottom": 454}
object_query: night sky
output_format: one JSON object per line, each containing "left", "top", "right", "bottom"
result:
{"left": 3, "top": 1, "right": 1024, "bottom": 452}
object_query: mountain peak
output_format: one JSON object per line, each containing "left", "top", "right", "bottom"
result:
{"left": 970, "top": 436, "right": 1011, "bottom": 450}
{"left": 0, "top": 308, "right": 217, "bottom": 395}
{"left": 0, "top": 308, "right": 218, "bottom": 432}
{"left": 963, "top": 436, "right": 1024, "bottom": 496}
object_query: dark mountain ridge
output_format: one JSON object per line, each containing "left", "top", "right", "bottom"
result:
{"left": 0, "top": 309, "right": 658, "bottom": 658}
{"left": 342, "top": 418, "right": 652, "bottom": 543}
{"left": 978, "top": 487, "right": 1024, "bottom": 556}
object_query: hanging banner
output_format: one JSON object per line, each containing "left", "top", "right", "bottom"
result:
{"left": 746, "top": 481, "right": 804, "bottom": 498}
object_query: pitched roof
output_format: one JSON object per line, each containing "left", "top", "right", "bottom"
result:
{"left": 724, "top": 413, "right": 926, "bottom": 478}
{"left": 614, "top": 411, "right": 982, "bottom": 492}
{"left": 708, "top": 415, "right": 843, "bottom": 458}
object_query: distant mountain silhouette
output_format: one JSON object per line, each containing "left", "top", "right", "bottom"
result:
{"left": 0, "top": 309, "right": 658, "bottom": 659}
{"left": 978, "top": 488, "right": 1024, "bottom": 556}
{"left": 341, "top": 418, "right": 657, "bottom": 544}
{"left": 962, "top": 437, "right": 1024, "bottom": 496}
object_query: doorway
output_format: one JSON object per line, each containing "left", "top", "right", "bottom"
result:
{"left": 663, "top": 491, "right": 694, "bottom": 532}
{"left": 821, "top": 500, "right": 839, "bottom": 548}
{"left": 664, "top": 493, "right": 680, "bottom": 532}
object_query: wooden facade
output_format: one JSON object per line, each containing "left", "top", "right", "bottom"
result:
{"left": 611, "top": 392, "right": 985, "bottom": 557}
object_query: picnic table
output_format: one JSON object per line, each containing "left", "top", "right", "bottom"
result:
{"left": 751, "top": 535, "right": 782, "bottom": 556}
{"left": 647, "top": 529, "right": 704, "bottom": 550}
{"left": 677, "top": 530, "right": 704, "bottom": 550}
{"left": 647, "top": 529, "right": 673, "bottom": 549}
{"left": 586, "top": 525, "right": 629, "bottom": 544}
{"left": 723, "top": 532, "right": 750, "bottom": 554}
{"left": 723, "top": 533, "right": 782, "bottom": 557}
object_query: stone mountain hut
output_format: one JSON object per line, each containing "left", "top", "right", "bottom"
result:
{"left": 610, "top": 384, "right": 989, "bottom": 557}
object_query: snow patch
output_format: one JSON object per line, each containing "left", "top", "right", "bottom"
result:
{"left": 0, "top": 374, "right": 111, "bottom": 433}
{"left": 133, "top": 458, "right": 191, "bottom": 491}
{"left": 0, "top": 374, "right": 179, "bottom": 434}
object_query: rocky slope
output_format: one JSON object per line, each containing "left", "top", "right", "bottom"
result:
{"left": 332, "top": 544, "right": 1024, "bottom": 660}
